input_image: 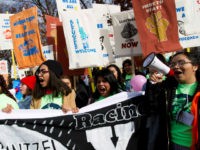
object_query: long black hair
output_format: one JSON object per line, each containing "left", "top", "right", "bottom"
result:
{"left": 92, "top": 68, "right": 120, "bottom": 100}
{"left": 33, "top": 70, "right": 71, "bottom": 99}
{"left": 107, "top": 64, "right": 125, "bottom": 90}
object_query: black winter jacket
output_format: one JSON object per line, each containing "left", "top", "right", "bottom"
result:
{"left": 145, "top": 76, "right": 200, "bottom": 150}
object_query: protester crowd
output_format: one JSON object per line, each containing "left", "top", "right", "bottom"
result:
{"left": 1, "top": 49, "right": 200, "bottom": 150}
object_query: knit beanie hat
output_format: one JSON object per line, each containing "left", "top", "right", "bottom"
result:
{"left": 21, "top": 76, "right": 36, "bottom": 90}
{"left": 41, "top": 60, "right": 63, "bottom": 78}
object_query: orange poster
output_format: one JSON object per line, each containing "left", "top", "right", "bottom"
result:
{"left": 10, "top": 6, "right": 45, "bottom": 69}
{"left": 132, "top": 0, "right": 182, "bottom": 56}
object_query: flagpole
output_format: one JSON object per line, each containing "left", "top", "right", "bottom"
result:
{"left": 131, "top": 56, "right": 135, "bottom": 77}
{"left": 88, "top": 68, "right": 95, "bottom": 93}
{"left": 8, "top": 9, "right": 17, "bottom": 80}
{"left": 11, "top": 49, "right": 17, "bottom": 80}
{"left": 186, "top": 48, "right": 190, "bottom": 52}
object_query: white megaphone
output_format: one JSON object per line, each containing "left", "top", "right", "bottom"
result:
{"left": 143, "top": 52, "right": 170, "bottom": 75}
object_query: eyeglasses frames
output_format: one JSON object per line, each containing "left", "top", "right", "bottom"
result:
{"left": 35, "top": 69, "right": 49, "bottom": 76}
{"left": 169, "top": 60, "right": 192, "bottom": 68}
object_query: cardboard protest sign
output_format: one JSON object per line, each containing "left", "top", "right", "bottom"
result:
{"left": 42, "top": 45, "right": 54, "bottom": 60}
{"left": 92, "top": 4, "right": 121, "bottom": 29}
{"left": 10, "top": 6, "right": 45, "bottom": 69}
{"left": 0, "top": 60, "right": 8, "bottom": 74}
{"left": 45, "top": 15, "right": 88, "bottom": 76}
{"left": 55, "top": 0, "right": 81, "bottom": 21}
{"left": 111, "top": 10, "right": 142, "bottom": 57}
{"left": 181, "top": 0, "right": 200, "bottom": 35}
{"left": 0, "top": 49, "right": 12, "bottom": 74}
{"left": 175, "top": 0, "right": 200, "bottom": 49}
{"left": 0, "top": 14, "right": 13, "bottom": 50}
{"left": 61, "top": 9, "right": 105, "bottom": 69}
{"left": 99, "top": 29, "right": 115, "bottom": 66}
{"left": 93, "top": 4, "right": 121, "bottom": 55}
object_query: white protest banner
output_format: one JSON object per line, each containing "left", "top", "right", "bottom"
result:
{"left": 92, "top": 4, "right": 121, "bottom": 29}
{"left": 111, "top": 10, "right": 142, "bottom": 57}
{"left": 180, "top": 0, "right": 200, "bottom": 35}
{"left": 0, "top": 14, "right": 13, "bottom": 50}
{"left": 42, "top": 45, "right": 54, "bottom": 60}
{"left": 0, "top": 60, "right": 8, "bottom": 74}
{"left": 175, "top": 0, "right": 200, "bottom": 48}
{"left": 61, "top": 9, "right": 105, "bottom": 69}
{"left": 55, "top": 0, "right": 81, "bottom": 21}
{"left": 0, "top": 92, "right": 147, "bottom": 150}
{"left": 99, "top": 29, "right": 115, "bottom": 66}
{"left": 93, "top": 4, "right": 121, "bottom": 50}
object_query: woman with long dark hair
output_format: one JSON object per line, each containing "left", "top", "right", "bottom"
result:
{"left": 90, "top": 68, "right": 121, "bottom": 103}
{"left": 31, "top": 60, "right": 78, "bottom": 113}
{"left": 107, "top": 64, "right": 125, "bottom": 91}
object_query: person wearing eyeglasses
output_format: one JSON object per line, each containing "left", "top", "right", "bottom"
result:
{"left": 31, "top": 60, "right": 78, "bottom": 113}
{"left": 146, "top": 51, "right": 200, "bottom": 150}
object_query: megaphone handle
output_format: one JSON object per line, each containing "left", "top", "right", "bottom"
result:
{"left": 150, "top": 81, "right": 156, "bottom": 84}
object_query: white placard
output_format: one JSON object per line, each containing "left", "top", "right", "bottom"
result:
{"left": 0, "top": 14, "right": 13, "bottom": 50}
{"left": 61, "top": 9, "right": 105, "bottom": 69}
{"left": 111, "top": 10, "right": 142, "bottom": 57}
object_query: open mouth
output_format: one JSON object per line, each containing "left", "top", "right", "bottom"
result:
{"left": 99, "top": 87, "right": 106, "bottom": 93}
{"left": 39, "top": 78, "right": 44, "bottom": 83}
{"left": 174, "top": 70, "right": 182, "bottom": 75}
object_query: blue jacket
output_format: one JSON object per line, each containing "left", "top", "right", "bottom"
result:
{"left": 18, "top": 95, "right": 32, "bottom": 109}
